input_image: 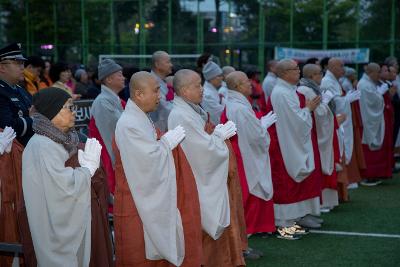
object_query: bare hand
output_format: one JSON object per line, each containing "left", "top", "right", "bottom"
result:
{"left": 336, "top": 114, "right": 346, "bottom": 125}
{"left": 306, "top": 96, "right": 321, "bottom": 111}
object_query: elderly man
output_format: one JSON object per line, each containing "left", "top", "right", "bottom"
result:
{"left": 218, "top": 65, "right": 235, "bottom": 99}
{"left": 201, "top": 61, "right": 225, "bottom": 125}
{"left": 23, "top": 88, "right": 102, "bottom": 266}
{"left": 148, "top": 51, "right": 174, "bottom": 132}
{"left": 298, "top": 64, "right": 344, "bottom": 212}
{"left": 266, "top": 59, "right": 322, "bottom": 239}
{"left": 262, "top": 59, "right": 278, "bottom": 102}
{"left": 222, "top": 71, "right": 276, "bottom": 235}
{"left": 169, "top": 69, "right": 246, "bottom": 266}
{"left": 359, "top": 63, "right": 393, "bottom": 185}
{"left": 321, "top": 58, "right": 364, "bottom": 200}
{"left": 89, "top": 58, "right": 125, "bottom": 196}
{"left": 0, "top": 43, "right": 34, "bottom": 146}
{"left": 113, "top": 71, "right": 202, "bottom": 266}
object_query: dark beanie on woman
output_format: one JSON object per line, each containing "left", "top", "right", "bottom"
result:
{"left": 32, "top": 87, "right": 72, "bottom": 120}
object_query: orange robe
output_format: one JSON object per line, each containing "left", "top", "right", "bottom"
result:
{"left": 201, "top": 120, "right": 247, "bottom": 267}
{"left": 0, "top": 137, "right": 24, "bottom": 267}
{"left": 113, "top": 141, "right": 202, "bottom": 267}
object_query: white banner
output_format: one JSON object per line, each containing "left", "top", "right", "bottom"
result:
{"left": 274, "top": 47, "right": 370, "bottom": 63}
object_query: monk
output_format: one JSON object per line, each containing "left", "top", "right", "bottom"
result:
{"left": 0, "top": 127, "right": 21, "bottom": 267}
{"left": 22, "top": 88, "right": 102, "bottom": 266}
{"left": 266, "top": 59, "right": 323, "bottom": 239}
{"left": 221, "top": 71, "right": 276, "bottom": 235}
{"left": 113, "top": 71, "right": 202, "bottom": 266}
{"left": 168, "top": 69, "right": 246, "bottom": 266}
{"left": 359, "top": 63, "right": 393, "bottom": 185}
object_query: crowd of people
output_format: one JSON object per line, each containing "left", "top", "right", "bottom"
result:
{"left": 0, "top": 41, "right": 399, "bottom": 267}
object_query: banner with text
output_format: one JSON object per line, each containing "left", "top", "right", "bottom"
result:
{"left": 274, "top": 47, "right": 370, "bottom": 63}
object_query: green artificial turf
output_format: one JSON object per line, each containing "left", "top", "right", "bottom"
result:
{"left": 246, "top": 176, "right": 400, "bottom": 267}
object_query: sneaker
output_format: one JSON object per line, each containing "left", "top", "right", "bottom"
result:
{"left": 297, "top": 216, "right": 322, "bottom": 228}
{"left": 288, "top": 224, "right": 309, "bottom": 235}
{"left": 276, "top": 227, "right": 301, "bottom": 240}
{"left": 360, "top": 179, "right": 382, "bottom": 186}
{"left": 347, "top": 183, "right": 359, "bottom": 189}
{"left": 306, "top": 215, "right": 323, "bottom": 224}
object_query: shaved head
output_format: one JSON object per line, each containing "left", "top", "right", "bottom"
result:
{"left": 222, "top": 66, "right": 235, "bottom": 78}
{"left": 129, "top": 71, "right": 155, "bottom": 96}
{"left": 276, "top": 59, "right": 297, "bottom": 77}
{"left": 302, "top": 64, "right": 321, "bottom": 79}
{"left": 365, "top": 62, "right": 380, "bottom": 74}
{"left": 275, "top": 59, "right": 300, "bottom": 85}
{"left": 267, "top": 60, "right": 278, "bottom": 73}
{"left": 327, "top": 57, "right": 345, "bottom": 79}
{"left": 152, "top": 51, "right": 169, "bottom": 66}
{"left": 226, "top": 71, "right": 252, "bottom": 96}
{"left": 173, "top": 69, "right": 199, "bottom": 96}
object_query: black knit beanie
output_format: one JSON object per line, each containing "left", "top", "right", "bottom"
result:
{"left": 32, "top": 87, "right": 72, "bottom": 120}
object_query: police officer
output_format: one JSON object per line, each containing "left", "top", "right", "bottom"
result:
{"left": 0, "top": 43, "right": 34, "bottom": 146}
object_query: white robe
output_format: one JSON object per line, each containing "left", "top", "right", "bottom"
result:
{"left": 201, "top": 81, "right": 225, "bottom": 125}
{"left": 218, "top": 81, "right": 229, "bottom": 99}
{"left": 115, "top": 99, "right": 184, "bottom": 266}
{"left": 262, "top": 72, "right": 277, "bottom": 102}
{"left": 358, "top": 74, "right": 385, "bottom": 150}
{"left": 225, "top": 89, "right": 273, "bottom": 201}
{"left": 297, "top": 84, "right": 338, "bottom": 209}
{"left": 22, "top": 134, "right": 91, "bottom": 267}
{"left": 271, "top": 78, "right": 315, "bottom": 182}
{"left": 168, "top": 96, "right": 230, "bottom": 240}
{"left": 340, "top": 76, "right": 354, "bottom": 93}
{"left": 321, "top": 70, "right": 354, "bottom": 164}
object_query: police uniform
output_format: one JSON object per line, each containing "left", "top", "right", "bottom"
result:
{"left": 0, "top": 43, "right": 34, "bottom": 146}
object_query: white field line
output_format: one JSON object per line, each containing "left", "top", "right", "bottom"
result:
{"left": 310, "top": 230, "right": 400, "bottom": 239}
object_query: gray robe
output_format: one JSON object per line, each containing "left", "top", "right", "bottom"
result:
{"left": 149, "top": 71, "right": 173, "bottom": 132}
{"left": 22, "top": 134, "right": 92, "bottom": 267}
{"left": 90, "top": 85, "right": 123, "bottom": 165}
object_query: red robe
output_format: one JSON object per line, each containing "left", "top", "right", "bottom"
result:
{"left": 220, "top": 108, "right": 275, "bottom": 234}
{"left": 360, "top": 92, "right": 394, "bottom": 179}
{"left": 323, "top": 116, "right": 340, "bottom": 191}
{"left": 266, "top": 93, "right": 323, "bottom": 205}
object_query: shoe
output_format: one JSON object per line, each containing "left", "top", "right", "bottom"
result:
{"left": 320, "top": 207, "right": 331, "bottom": 213}
{"left": 243, "top": 249, "right": 260, "bottom": 260}
{"left": 360, "top": 179, "right": 382, "bottom": 186}
{"left": 288, "top": 224, "right": 309, "bottom": 235}
{"left": 276, "top": 227, "right": 301, "bottom": 240}
{"left": 247, "top": 247, "right": 264, "bottom": 257}
{"left": 306, "top": 215, "right": 323, "bottom": 224}
{"left": 297, "top": 216, "right": 322, "bottom": 228}
{"left": 347, "top": 183, "right": 359, "bottom": 189}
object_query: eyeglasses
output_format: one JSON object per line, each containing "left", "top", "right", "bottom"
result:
{"left": 63, "top": 104, "right": 78, "bottom": 113}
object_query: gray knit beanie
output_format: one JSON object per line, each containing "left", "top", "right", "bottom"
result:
{"left": 98, "top": 58, "right": 122, "bottom": 81}
{"left": 202, "top": 61, "right": 223, "bottom": 81}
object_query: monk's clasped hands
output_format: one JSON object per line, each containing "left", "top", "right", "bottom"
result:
{"left": 377, "top": 83, "right": 389, "bottom": 95}
{"left": 0, "top": 126, "right": 16, "bottom": 155}
{"left": 345, "top": 89, "right": 361, "bottom": 103}
{"left": 261, "top": 111, "right": 277, "bottom": 129}
{"left": 78, "top": 138, "right": 102, "bottom": 176}
{"left": 214, "top": 120, "right": 237, "bottom": 140}
{"left": 162, "top": 125, "right": 186, "bottom": 150}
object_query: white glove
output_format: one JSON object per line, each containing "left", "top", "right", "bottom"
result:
{"left": 377, "top": 83, "right": 389, "bottom": 95}
{"left": 0, "top": 126, "right": 16, "bottom": 154}
{"left": 261, "top": 111, "right": 277, "bottom": 129}
{"left": 78, "top": 138, "right": 102, "bottom": 176}
{"left": 321, "top": 90, "right": 334, "bottom": 104}
{"left": 214, "top": 120, "right": 237, "bottom": 140}
{"left": 161, "top": 125, "right": 186, "bottom": 150}
{"left": 345, "top": 89, "right": 361, "bottom": 103}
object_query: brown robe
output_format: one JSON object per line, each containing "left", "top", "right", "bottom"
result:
{"left": 201, "top": 121, "right": 247, "bottom": 267}
{"left": 346, "top": 102, "right": 366, "bottom": 184}
{"left": 17, "top": 143, "right": 114, "bottom": 267}
{"left": 0, "top": 138, "right": 24, "bottom": 267}
{"left": 113, "top": 140, "right": 202, "bottom": 267}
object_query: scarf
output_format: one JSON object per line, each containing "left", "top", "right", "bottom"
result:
{"left": 185, "top": 99, "right": 209, "bottom": 122}
{"left": 300, "top": 77, "right": 336, "bottom": 113}
{"left": 32, "top": 112, "right": 79, "bottom": 155}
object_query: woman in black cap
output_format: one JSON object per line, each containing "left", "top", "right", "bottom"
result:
{"left": 22, "top": 87, "right": 102, "bottom": 267}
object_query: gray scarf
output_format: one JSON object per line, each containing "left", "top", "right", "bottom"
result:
{"left": 32, "top": 112, "right": 79, "bottom": 156}
{"left": 185, "top": 100, "right": 209, "bottom": 122}
{"left": 300, "top": 77, "right": 336, "bottom": 113}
